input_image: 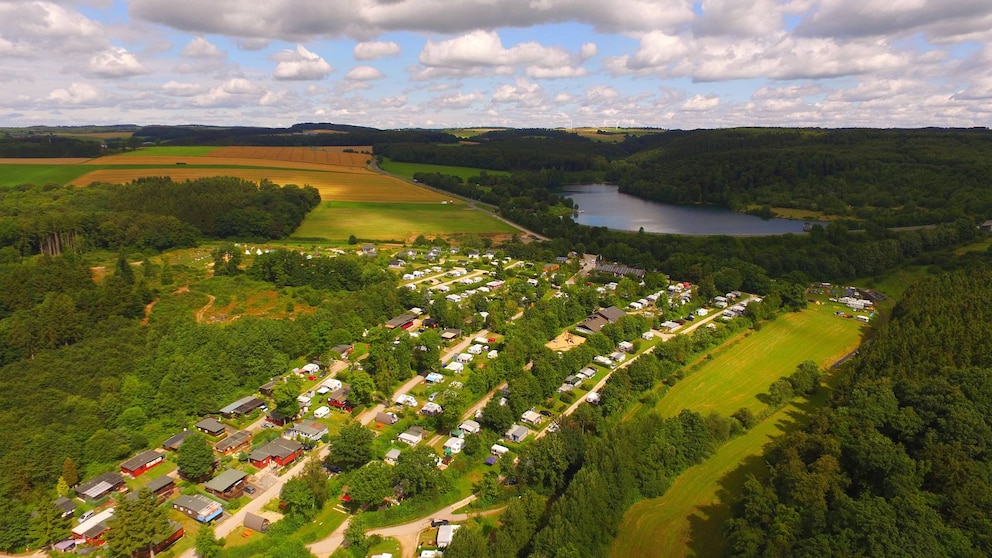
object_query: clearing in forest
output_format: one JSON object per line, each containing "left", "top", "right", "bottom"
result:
{"left": 654, "top": 305, "right": 864, "bottom": 419}
{"left": 293, "top": 201, "right": 517, "bottom": 241}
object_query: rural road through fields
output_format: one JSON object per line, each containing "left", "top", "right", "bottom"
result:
{"left": 368, "top": 160, "right": 549, "bottom": 242}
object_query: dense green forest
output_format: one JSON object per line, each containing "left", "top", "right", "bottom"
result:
{"left": 133, "top": 123, "right": 458, "bottom": 147}
{"left": 724, "top": 267, "right": 992, "bottom": 557}
{"left": 0, "top": 135, "right": 106, "bottom": 158}
{"left": 0, "top": 177, "right": 319, "bottom": 255}
{"left": 612, "top": 128, "right": 992, "bottom": 226}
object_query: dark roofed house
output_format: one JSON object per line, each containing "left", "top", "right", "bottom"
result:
{"left": 54, "top": 497, "right": 76, "bottom": 518}
{"left": 195, "top": 417, "right": 227, "bottom": 436}
{"left": 594, "top": 262, "right": 646, "bottom": 278}
{"left": 214, "top": 430, "right": 252, "bottom": 454}
{"left": 204, "top": 469, "right": 247, "bottom": 500}
{"left": 71, "top": 508, "right": 115, "bottom": 546}
{"left": 266, "top": 409, "right": 292, "bottom": 426}
{"left": 162, "top": 430, "right": 194, "bottom": 451}
{"left": 440, "top": 328, "right": 462, "bottom": 342}
{"left": 331, "top": 344, "right": 354, "bottom": 358}
{"left": 121, "top": 450, "right": 165, "bottom": 477}
{"left": 327, "top": 387, "right": 353, "bottom": 410}
{"left": 134, "top": 521, "right": 184, "bottom": 558}
{"left": 172, "top": 494, "right": 223, "bottom": 523}
{"left": 576, "top": 306, "right": 626, "bottom": 335}
{"left": 218, "top": 396, "right": 265, "bottom": 418}
{"left": 385, "top": 312, "right": 417, "bottom": 330}
{"left": 249, "top": 438, "right": 304, "bottom": 468}
{"left": 145, "top": 475, "right": 176, "bottom": 501}
{"left": 75, "top": 472, "right": 126, "bottom": 501}
{"left": 260, "top": 378, "right": 281, "bottom": 397}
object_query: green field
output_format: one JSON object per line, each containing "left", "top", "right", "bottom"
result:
{"left": 612, "top": 389, "right": 828, "bottom": 558}
{"left": 0, "top": 164, "right": 95, "bottom": 187}
{"left": 655, "top": 305, "right": 864, "bottom": 418}
{"left": 121, "top": 146, "right": 220, "bottom": 156}
{"left": 293, "top": 201, "right": 517, "bottom": 242}
{"left": 380, "top": 159, "right": 509, "bottom": 182}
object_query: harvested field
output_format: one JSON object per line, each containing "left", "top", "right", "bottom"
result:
{"left": 83, "top": 154, "right": 365, "bottom": 173}
{"left": 0, "top": 158, "right": 92, "bottom": 164}
{"left": 69, "top": 167, "right": 449, "bottom": 202}
{"left": 207, "top": 146, "right": 370, "bottom": 168}
{"left": 294, "top": 201, "right": 516, "bottom": 241}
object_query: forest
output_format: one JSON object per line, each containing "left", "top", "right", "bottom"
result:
{"left": 0, "top": 135, "right": 106, "bottom": 158}
{"left": 724, "top": 267, "right": 992, "bottom": 557}
{"left": 0, "top": 177, "right": 319, "bottom": 256}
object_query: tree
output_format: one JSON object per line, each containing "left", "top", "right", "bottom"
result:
{"left": 346, "top": 462, "right": 392, "bottom": 507}
{"left": 393, "top": 446, "right": 445, "bottom": 497}
{"left": 767, "top": 378, "right": 794, "bottom": 407}
{"left": 301, "top": 458, "right": 330, "bottom": 511}
{"left": 787, "top": 360, "right": 821, "bottom": 396}
{"left": 55, "top": 477, "right": 71, "bottom": 498}
{"left": 280, "top": 477, "right": 318, "bottom": 519}
{"left": 116, "top": 250, "right": 135, "bottom": 285}
{"left": 480, "top": 398, "right": 515, "bottom": 433}
{"left": 348, "top": 234, "right": 359, "bottom": 245}
{"left": 29, "top": 497, "right": 70, "bottom": 549}
{"left": 328, "top": 423, "right": 374, "bottom": 471}
{"left": 0, "top": 497, "right": 29, "bottom": 553}
{"left": 160, "top": 256, "right": 174, "bottom": 286}
{"left": 211, "top": 243, "right": 242, "bottom": 276}
{"left": 443, "top": 525, "right": 490, "bottom": 558}
{"left": 344, "top": 512, "right": 370, "bottom": 556}
{"left": 105, "top": 488, "right": 172, "bottom": 558}
{"left": 348, "top": 370, "right": 376, "bottom": 404}
{"left": 732, "top": 407, "right": 758, "bottom": 430}
{"left": 273, "top": 376, "right": 303, "bottom": 420}
{"left": 194, "top": 524, "right": 222, "bottom": 558}
{"left": 177, "top": 431, "right": 214, "bottom": 481}
{"left": 476, "top": 469, "right": 500, "bottom": 504}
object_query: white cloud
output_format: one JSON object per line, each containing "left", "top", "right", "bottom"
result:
{"left": 354, "top": 41, "right": 401, "bottom": 60}
{"left": 87, "top": 47, "right": 147, "bottom": 77}
{"left": 273, "top": 44, "right": 333, "bottom": 80}
{"left": 236, "top": 37, "right": 270, "bottom": 50}
{"left": 554, "top": 92, "right": 577, "bottom": 103}
{"left": 47, "top": 82, "right": 102, "bottom": 105}
{"left": 181, "top": 36, "right": 225, "bottom": 58}
{"left": 0, "top": 1, "right": 107, "bottom": 55}
{"left": 682, "top": 94, "right": 720, "bottom": 111}
{"left": 580, "top": 42, "right": 598, "bottom": 60}
{"left": 431, "top": 90, "right": 484, "bottom": 110}
{"left": 492, "top": 79, "right": 546, "bottom": 108}
{"left": 161, "top": 81, "right": 205, "bottom": 96}
{"left": 417, "top": 29, "right": 588, "bottom": 80}
{"left": 345, "top": 66, "right": 385, "bottom": 81}
{"left": 526, "top": 66, "right": 587, "bottom": 79}
{"left": 585, "top": 84, "right": 620, "bottom": 105}
{"left": 693, "top": 0, "right": 786, "bottom": 37}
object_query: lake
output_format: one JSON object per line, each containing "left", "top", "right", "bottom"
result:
{"left": 559, "top": 184, "right": 811, "bottom": 236}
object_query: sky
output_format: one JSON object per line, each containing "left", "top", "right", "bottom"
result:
{"left": 1, "top": 0, "right": 990, "bottom": 129}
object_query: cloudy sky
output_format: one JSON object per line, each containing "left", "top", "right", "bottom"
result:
{"left": 1, "top": 0, "right": 990, "bottom": 129}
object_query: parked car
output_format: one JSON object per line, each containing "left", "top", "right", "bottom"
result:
{"left": 78, "top": 510, "right": 95, "bottom": 524}
{"left": 244, "top": 485, "right": 256, "bottom": 495}
{"left": 539, "top": 410, "right": 553, "bottom": 417}
{"left": 431, "top": 518, "right": 450, "bottom": 527}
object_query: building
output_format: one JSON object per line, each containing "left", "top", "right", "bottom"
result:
{"left": 194, "top": 417, "right": 227, "bottom": 436}
{"left": 204, "top": 469, "right": 248, "bottom": 500}
{"left": 575, "top": 306, "right": 626, "bottom": 335}
{"left": 218, "top": 396, "right": 265, "bottom": 418}
{"left": 286, "top": 419, "right": 329, "bottom": 442}
{"left": 504, "top": 424, "right": 531, "bottom": 443}
{"left": 443, "top": 437, "right": 465, "bottom": 454}
{"left": 385, "top": 312, "right": 417, "bottom": 330}
{"left": 146, "top": 475, "right": 177, "bottom": 502}
{"left": 398, "top": 426, "right": 424, "bottom": 447}
{"left": 71, "top": 508, "right": 115, "bottom": 546}
{"left": 214, "top": 430, "right": 252, "bottom": 455}
{"left": 437, "top": 524, "right": 461, "bottom": 548}
{"left": 595, "top": 262, "right": 646, "bottom": 278}
{"left": 259, "top": 378, "right": 280, "bottom": 397}
{"left": 440, "top": 328, "right": 462, "bottom": 342}
{"left": 376, "top": 411, "right": 399, "bottom": 425}
{"left": 384, "top": 448, "right": 402, "bottom": 465}
{"left": 75, "top": 472, "right": 126, "bottom": 501}
{"left": 172, "top": 494, "right": 223, "bottom": 523}
{"left": 618, "top": 341, "right": 635, "bottom": 353}
{"left": 459, "top": 419, "right": 481, "bottom": 435}
{"left": 249, "top": 438, "right": 304, "bottom": 468}
{"left": 520, "top": 410, "right": 542, "bottom": 425}
{"left": 331, "top": 344, "right": 354, "bottom": 358}
{"left": 490, "top": 444, "right": 510, "bottom": 457}
{"left": 327, "top": 386, "right": 353, "bottom": 410}
{"left": 421, "top": 402, "right": 444, "bottom": 416}
{"left": 266, "top": 409, "right": 292, "bottom": 427}
{"left": 120, "top": 450, "right": 164, "bottom": 478}
{"left": 54, "top": 497, "right": 76, "bottom": 519}
{"left": 134, "top": 521, "right": 184, "bottom": 558}
{"left": 162, "top": 430, "right": 194, "bottom": 451}
{"left": 244, "top": 512, "right": 271, "bottom": 533}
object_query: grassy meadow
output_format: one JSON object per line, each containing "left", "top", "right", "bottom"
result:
{"left": 380, "top": 158, "right": 509, "bottom": 182}
{"left": 0, "top": 164, "right": 95, "bottom": 187}
{"left": 655, "top": 304, "right": 865, "bottom": 418}
{"left": 293, "top": 201, "right": 517, "bottom": 242}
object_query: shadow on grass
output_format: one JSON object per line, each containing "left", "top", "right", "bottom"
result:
{"left": 683, "top": 388, "right": 828, "bottom": 558}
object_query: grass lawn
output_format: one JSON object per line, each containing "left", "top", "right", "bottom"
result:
{"left": 0, "top": 164, "right": 95, "bottom": 187}
{"left": 612, "top": 386, "right": 832, "bottom": 558}
{"left": 293, "top": 201, "right": 516, "bottom": 242}
{"left": 380, "top": 159, "right": 509, "bottom": 182}
{"left": 654, "top": 305, "right": 864, "bottom": 419}
{"left": 120, "top": 146, "right": 220, "bottom": 156}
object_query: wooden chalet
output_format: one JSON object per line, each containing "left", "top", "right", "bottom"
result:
{"left": 204, "top": 469, "right": 248, "bottom": 500}
{"left": 214, "top": 430, "right": 252, "bottom": 454}
{"left": 194, "top": 417, "right": 227, "bottom": 436}
{"left": 248, "top": 438, "right": 304, "bottom": 468}
{"left": 120, "top": 450, "right": 164, "bottom": 478}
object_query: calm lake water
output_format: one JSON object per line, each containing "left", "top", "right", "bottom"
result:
{"left": 560, "top": 184, "right": 810, "bottom": 236}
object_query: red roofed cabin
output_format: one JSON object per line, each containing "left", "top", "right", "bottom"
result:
{"left": 120, "top": 450, "right": 164, "bottom": 478}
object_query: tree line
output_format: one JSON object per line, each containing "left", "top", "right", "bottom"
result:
{"left": 724, "top": 265, "right": 992, "bottom": 557}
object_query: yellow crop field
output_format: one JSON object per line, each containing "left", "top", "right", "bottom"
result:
{"left": 69, "top": 167, "right": 449, "bottom": 203}
{"left": 83, "top": 154, "right": 364, "bottom": 173}
{"left": 207, "top": 146, "right": 371, "bottom": 168}
{"left": 0, "top": 158, "right": 92, "bottom": 164}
